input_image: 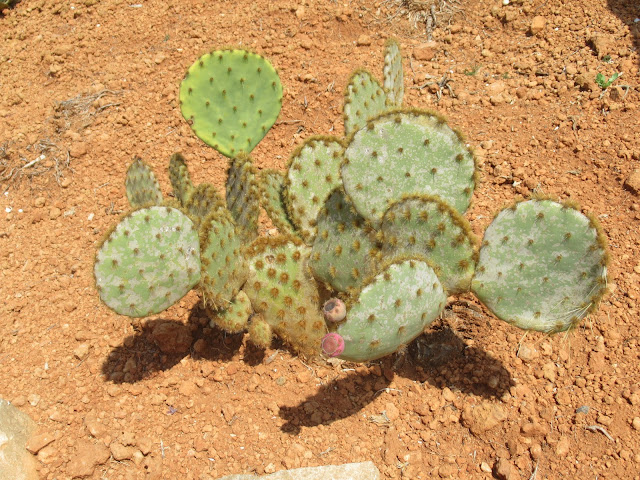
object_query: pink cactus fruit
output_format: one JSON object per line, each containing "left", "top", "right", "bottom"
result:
{"left": 322, "top": 298, "right": 346, "bottom": 323}
{"left": 321, "top": 333, "right": 345, "bottom": 357}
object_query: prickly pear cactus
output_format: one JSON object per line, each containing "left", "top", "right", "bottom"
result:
{"left": 226, "top": 153, "right": 260, "bottom": 243}
{"left": 168, "top": 153, "right": 194, "bottom": 205}
{"left": 199, "top": 210, "right": 248, "bottom": 311}
{"left": 183, "top": 183, "right": 226, "bottom": 228}
{"left": 383, "top": 39, "right": 404, "bottom": 107}
{"left": 179, "top": 48, "right": 283, "bottom": 158}
{"left": 309, "top": 188, "right": 379, "bottom": 294}
{"left": 125, "top": 158, "right": 163, "bottom": 208}
{"left": 258, "top": 169, "right": 298, "bottom": 237}
{"left": 380, "top": 195, "right": 477, "bottom": 293}
{"left": 343, "top": 69, "right": 388, "bottom": 137}
{"left": 243, "top": 236, "right": 327, "bottom": 356}
{"left": 341, "top": 109, "right": 477, "bottom": 226}
{"left": 471, "top": 198, "right": 609, "bottom": 333}
{"left": 334, "top": 257, "right": 446, "bottom": 362}
{"left": 284, "top": 136, "right": 344, "bottom": 243}
{"left": 248, "top": 313, "right": 273, "bottom": 348}
{"left": 94, "top": 206, "right": 201, "bottom": 317}
{"left": 207, "top": 290, "right": 253, "bottom": 333}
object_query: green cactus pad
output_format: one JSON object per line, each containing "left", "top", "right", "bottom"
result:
{"left": 226, "top": 153, "right": 260, "bottom": 243}
{"left": 94, "top": 206, "right": 201, "bottom": 317}
{"left": 248, "top": 313, "right": 273, "bottom": 348}
{"left": 343, "top": 69, "right": 388, "bottom": 137}
{"left": 336, "top": 257, "right": 446, "bottom": 362}
{"left": 243, "top": 236, "right": 326, "bottom": 356}
{"left": 125, "top": 158, "right": 163, "bottom": 208}
{"left": 341, "top": 109, "right": 476, "bottom": 227}
{"left": 471, "top": 199, "right": 609, "bottom": 333}
{"left": 258, "top": 169, "right": 298, "bottom": 237}
{"left": 199, "top": 210, "right": 248, "bottom": 311}
{"left": 309, "top": 188, "right": 379, "bottom": 295}
{"left": 183, "top": 183, "right": 226, "bottom": 228}
{"left": 179, "top": 48, "right": 283, "bottom": 158}
{"left": 380, "top": 195, "right": 477, "bottom": 293}
{"left": 168, "top": 153, "right": 195, "bottom": 205}
{"left": 207, "top": 290, "right": 252, "bottom": 333}
{"left": 383, "top": 39, "right": 404, "bottom": 107}
{"left": 284, "top": 136, "right": 345, "bottom": 243}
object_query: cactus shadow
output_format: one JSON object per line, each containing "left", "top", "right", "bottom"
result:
{"left": 607, "top": 0, "right": 640, "bottom": 69}
{"left": 100, "top": 304, "right": 264, "bottom": 384}
{"left": 279, "top": 315, "right": 514, "bottom": 434}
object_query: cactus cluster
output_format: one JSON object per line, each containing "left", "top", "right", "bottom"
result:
{"left": 94, "top": 41, "right": 609, "bottom": 361}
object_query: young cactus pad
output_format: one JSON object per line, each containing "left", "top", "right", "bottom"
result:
{"left": 226, "top": 153, "right": 260, "bottom": 243}
{"left": 125, "top": 158, "right": 163, "bottom": 208}
{"left": 383, "top": 39, "right": 404, "bottom": 107}
{"left": 94, "top": 206, "right": 201, "bottom": 317}
{"left": 471, "top": 199, "right": 609, "bottom": 333}
{"left": 168, "top": 153, "right": 195, "bottom": 205}
{"left": 179, "top": 49, "right": 283, "bottom": 158}
{"left": 284, "top": 136, "right": 344, "bottom": 243}
{"left": 207, "top": 290, "right": 252, "bottom": 334}
{"left": 310, "top": 188, "right": 379, "bottom": 294}
{"left": 243, "top": 236, "right": 327, "bottom": 356}
{"left": 380, "top": 194, "right": 477, "bottom": 293}
{"left": 258, "top": 169, "right": 297, "bottom": 237}
{"left": 342, "top": 109, "right": 476, "bottom": 227}
{"left": 343, "top": 69, "right": 388, "bottom": 137}
{"left": 199, "top": 210, "right": 248, "bottom": 311}
{"left": 183, "top": 183, "right": 227, "bottom": 228}
{"left": 336, "top": 257, "right": 446, "bottom": 362}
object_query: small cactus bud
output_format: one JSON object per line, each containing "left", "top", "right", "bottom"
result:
{"left": 321, "top": 333, "right": 345, "bottom": 357}
{"left": 323, "top": 298, "right": 346, "bottom": 323}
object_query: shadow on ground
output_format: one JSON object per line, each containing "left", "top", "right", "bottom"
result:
{"left": 607, "top": 0, "right": 640, "bottom": 68}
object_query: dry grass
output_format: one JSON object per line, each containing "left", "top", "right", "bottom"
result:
{"left": 383, "top": 0, "right": 465, "bottom": 39}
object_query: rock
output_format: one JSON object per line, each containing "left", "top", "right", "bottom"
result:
{"left": 25, "top": 430, "right": 56, "bottom": 454}
{"left": 555, "top": 436, "right": 570, "bottom": 456}
{"left": 574, "top": 73, "right": 597, "bottom": 92}
{"left": 34, "top": 196, "right": 46, "bottom": 208}
{"left": 74, "top": 343, "right": 90, "bottom": 360}
{"left": 69, "top": 142, "right": 87, "bottom": 158}
{"left": 413, "top": 42, "right": 436, "bottom": 61}
{"left": 632, "top": 417, "right": 640, "bottom": 431}
{"left": 588, "top": 35, "right": 614, "bottom": 58}
{"left": 49, "top": 207, "right": 62, "bottom": 220}
{"left": 461, "top": 401, "right": 507, "bottom": 435}
{"left": 624, "top": 169, "right": 640, "bottom": 195}
{"left": 494, "top": 458, "right": 520, "bottom": 480}
{"left": 385, "top": 402, "right": 400, "bottom": 421}
{"left": 542, "top": 362, "right": 557, "bottom": 382}
{"left": 0, "top": 399, "right": 39, "bottom": 480}
{"left": 609, "top": 86, "right": 626, "bottom": 102}
{"left": 151, "top": 321, "right": 193, "bottom": 354}
{"left": 530, "top": 16, "right": 546, "bottom": 35}
{"left": 517, "top": 343, "right": 538, "bottom": 362}
{"left": 67, "top": 440, "right": 110, "bottom": 478}
{"left": 356, "top": 34, "right": 372, "bottom": 46}
{"left": 214, "top": 462, "right": 380, "bottom": 479}
{"left": 110, "top": 441, "right": 135, "bottom": 461}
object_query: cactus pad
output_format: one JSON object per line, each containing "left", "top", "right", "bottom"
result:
{"left": 183, "top": 183, "right": 226, "bottom": 227}
{"left": 336, "top": 257, "right": 446, "bottom": 362}
{"left": 343, "top": 69, "right": 388, "bottom": 137}
{"left": 471, "top": 199, "right": 609, "bottom": 333}
{"left": 309, "top": 188, "right": 379, "bottom": 295}
{"left": 168, "top": 153, "right": 195, "bottom": 205}
{"left": 248, "top": 313, "right": 273, "bottom": 348}
{"left": 94, "top": 206, "right": 201, "bottom": 317}
{"left": 380, "top": 195, "right": 477, "bottom": 293}
{"left": 341, "top": 109, "right": 476, "bottom": 227}
{"left": 199, "top": 210, "right": 248, "bottom": 311}
{"left": 284, "top": 136, "right": 344, "bottom": 243}
{"left": 226, "top": 153, "right": 260, "bottom": 243}
{"left": 125, "top": 158, "right": 163, "bottom": 208}
{"left": 179, "top": 48, "right": 283, "bottom": 158}
{"left": 243, "top": 236, "right": 326, "bottom": 356}
{"left": 383, "top": 39, "right": 404, "bottom": 107}
{"left": 207, "top": 290, "right": 252, "bottom": 333}
{"left": 258, "top": 169, "right": 298, "bottom": 236}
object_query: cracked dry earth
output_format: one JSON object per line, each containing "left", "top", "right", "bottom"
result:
{"left": 1, "top": 0, "right": 640, "bottom": 479}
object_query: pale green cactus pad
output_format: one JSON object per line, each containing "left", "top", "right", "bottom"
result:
{"left": 226, "top": 153, "right": 260, "bottom": 243}
{"left": 284, "top": 136, "right": 344, "bottom": 243}
{"left": 380, "top": 194, "right": 477, "bottom": 293}
{"left": 341, "top": 109, "right": 476, "bottom": 226}
{"left": 179, "top": 48, "right": 283, "bottom": 158}
{"left": 258, "top": 169, "right": 298, "bottom": 237}
{"left": 94, "top": 206, "right": 201, "bottom": 317}
{"left": 383, "top": 38, "right": 404, "bottom": 107}
{"left": 343, "top": 69, "right": 388, "bottom": 137}
{"left": 471, "top": 199, "right": 609, "bottom": 333}
{"left": 199, "top": 209, "right": 248, "bottom": 311}
{"left": 168, "top": 153, "right": 194, "bottom": 205}
{"left": 310, "top": 188, "right": 379, "bottom": 295}
{"left": 125, "top": 158, "right": 163, "bottom": 208}
{"left": 243, "top": 236, "right": 326, "bottom": 356}
{"left": 336, "top": 257, "right": 446, "bottom": 362}
{"left": 207, "top": 290, "right": 252, "bottom": 333}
